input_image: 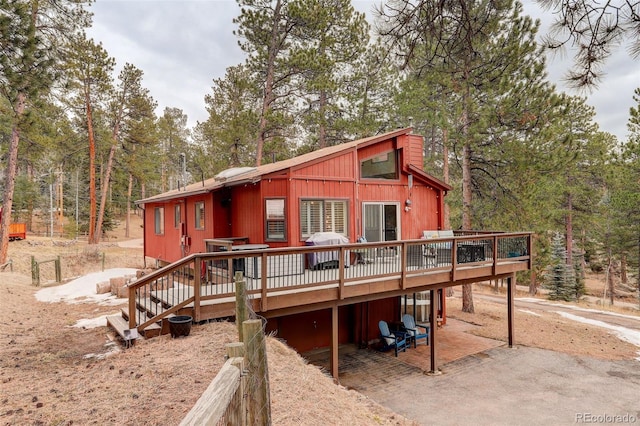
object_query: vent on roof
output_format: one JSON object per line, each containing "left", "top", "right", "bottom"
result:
{"left": 215, "top": 167, "right": 256, "bottom": 182}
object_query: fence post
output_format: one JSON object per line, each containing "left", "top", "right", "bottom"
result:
{"left": 55, "top": 256, "right": 61, "bottom": 283}
{"left": 242, "top": 319, "right": 271, "bottom": 426}
{"left": 31, "top": 256, "right": 39, "bottom": 286}
{"left": 235, "top": 272, "right": 248, "bottom": 342}
{"left": 227, "top": 342, "right": 246, "bottom": 426}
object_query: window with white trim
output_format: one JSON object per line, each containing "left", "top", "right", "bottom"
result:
{"left": 265, "top": 198, "right": 286, "bottom": 241}
{"left": 174, "top": 204, "right": 181, "bottom": 228}
{"left": 194, "top": 202, "right": 205, "bottom": 230}
{"left": 300, "top": 199, "right": 347, "bottom": 238}
{"left": 154, "top": 207, "right": 165, "bottom": 235}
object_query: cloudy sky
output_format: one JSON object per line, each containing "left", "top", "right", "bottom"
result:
{"left": 86, "top": 0, "right": 639, "bottom": 141}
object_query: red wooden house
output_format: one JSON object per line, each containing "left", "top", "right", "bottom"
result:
{"left": 137, "top": 127, "right": 452, "bottom": 352}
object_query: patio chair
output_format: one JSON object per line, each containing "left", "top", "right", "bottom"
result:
{"left": 378, "top": 320, "right": 407, "bottom": 356}
{"left": 402, "top": 314, "right": 429, "bottom": 347}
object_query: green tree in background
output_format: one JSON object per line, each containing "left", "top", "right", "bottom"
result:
{"left": 157, "top": 107, "right": 191, "bottom": 192}
{"left": 64, "top": 35, "right": 115, "bottom": 244}
{"left": 538, "top": 0, "right": 640, "bottom": 87}
{"left": 545, "top": 232, "right": 574, "bottom": 301}
{"left": 234, "top": 0, "right": 297, "bottom": 166}
{"left": 0, "top": 0, "right": 90, "bottom": 261}
{"left": 379, "top": 0, "right": 555, "bottom": 312}
{"left": 196, "top": 64, "right": 260, "bottom": 174}
{"left": 288, "top": 0, "right": 370, "bottom": 148}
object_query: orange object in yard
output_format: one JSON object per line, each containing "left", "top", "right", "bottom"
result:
{"left": 0, "top": 207, "right": 27, "bottom": 240}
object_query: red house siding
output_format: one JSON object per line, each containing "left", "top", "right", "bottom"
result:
{"left": 139, "top": 129, "right": 450, "bottom": 354}
{"left": 229, "top": 184, "right": 263, "bottom": 243}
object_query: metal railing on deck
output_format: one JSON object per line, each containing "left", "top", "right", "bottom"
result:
{"left": 127, "top": 232, "right": 532, "bottom": 332}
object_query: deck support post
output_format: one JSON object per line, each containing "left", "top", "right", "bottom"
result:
{"left": 429, "top": 289, "right": 438, "bottom": 374}
{"left": 507, "top": 273, "right": 514, "bottom": 347}
{"left": 235, "top": 272, "right": 248, "bottom": 342}
{"left": 330, "top": 305, "right": 339, "bottom": 379}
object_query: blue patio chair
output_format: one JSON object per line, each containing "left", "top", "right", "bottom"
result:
{"left": 402, "top": 314, "right": 429, "bottom": 347}
{"left": 378, "top": 320, "right": 407, "bottom": 356}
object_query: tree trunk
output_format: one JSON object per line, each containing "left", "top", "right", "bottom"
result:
{"left": 0, "top": 92, "right": 26, "bottom": 264}
{"left": 442, "top": 129, "right": 455, "bottom": 297}
{"left": 318, "top": 88, "right": 327, "bottom": 149}
{"left": 566, "top": 192, "right": 573, "bottom": 267}
{"left": 461, "top": 78, "right": 474, "bottom": 313}
{"left": 529, "top": 234, "right": 538, "bottom": 295}
{"left": 87, "top": 95, "right": 98, "bottom": 244}
{"left": 95, "top": 140, "right": 117, "bottom": 243}
{"left": 620, "top": 254, "right": 627, "bottom": 284}
{"left": 125, "top": 173, "right": 133, "bottom": 238}
{"left": 607, "top": 263, "right": 615, "bottom": 306}
{"left": 442, "top": 129, "right": 450, "bottom": 229}
{"left": 255, "top": 0, "right": 282, "bottom": 166}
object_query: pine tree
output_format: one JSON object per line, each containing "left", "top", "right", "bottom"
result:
{"left": 545, "top": 232, "right": 573, "bottom": 301}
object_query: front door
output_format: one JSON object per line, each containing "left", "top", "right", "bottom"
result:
{"left": 363, "top": 203, "right": 399, "bottom": 242}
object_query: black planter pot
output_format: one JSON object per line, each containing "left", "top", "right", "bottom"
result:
{"left": 168, "top": 315, "right": 192, "bottom": 338}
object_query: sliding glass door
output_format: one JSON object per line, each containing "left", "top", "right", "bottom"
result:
{"left": 363, "top": 203, "right": 399, "bottom": 242}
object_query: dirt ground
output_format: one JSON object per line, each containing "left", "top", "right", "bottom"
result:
{"left": 1, "top": 219, "right": 638, "bottom": 425}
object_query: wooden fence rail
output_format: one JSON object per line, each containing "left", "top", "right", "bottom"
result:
{"left": 180, "top": 354, "right": 246, "bottom": 426}
{"left": 181, "top": 275, "right": 271, "bottom": 425}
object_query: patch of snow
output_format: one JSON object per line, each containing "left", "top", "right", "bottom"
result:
{"left": 555, "top": 311, "right": 640, "bottom": 361}
{"left": 518, "top": 309, "right": 541, "bottom": 317}
{"left": 71, "top": 313, "right": 118, "bottom": 329}
{"left": 518, "top": 298, "right": 640, "bottom": 322}
{"left": 35, "top": 268, "right": 137, "bottom": 305}
{"left": 117, "top": 238, "right": 143, "bottom": 248}
{"left": 83, "top": 341, "right": 121, "bottom": 360}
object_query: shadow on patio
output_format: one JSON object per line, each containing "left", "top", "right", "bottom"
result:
{"left": 303, "top": 318, "right": 505, "bottom": 391}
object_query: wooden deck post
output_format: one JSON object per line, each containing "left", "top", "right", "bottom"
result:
{"left": 507, "top": 273, "right": 514, "bottom": 347}
{"left": 235, "top": 272, "right": 248, "bottom": 342}
{"left": 428, "top": 289, "right": 439, "bottom": 374}
{"left": 330, "top": 305, "right": 339, "bottom": 379}
{"left": 243, "top": 319, "right": 271, "bottom": 426}
{"left": 194, "top": 259, "right": 201, "bottom": 322}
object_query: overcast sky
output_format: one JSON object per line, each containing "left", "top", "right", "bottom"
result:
{"left": 86, "top": 0, "right": 639, "bottom": 141}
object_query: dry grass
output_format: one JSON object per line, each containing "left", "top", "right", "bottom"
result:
{"left": 449, "top": 283, "right": 639, "bottom": 360}
{"left": 0, "top": 216, "right": 415, "bottom": 425}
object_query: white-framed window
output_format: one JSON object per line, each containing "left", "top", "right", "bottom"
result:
{"left": 300, "top": 199, "right": 348, "bottom": 238}
{"left": 154, "top": 207, "right": 165, "bottom": 235}
{"left": 194, "top": 201, "right": 205, "bottom": 230}
{"left": 265, "top": 198, "right": 286, "bottom": 241}
{"left": 174, "top": 204, "right": 181, "bottom": 228}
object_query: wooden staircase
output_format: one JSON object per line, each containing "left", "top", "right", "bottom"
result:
{"left": 107, "top": 277, "right": 192, "bottom": 345}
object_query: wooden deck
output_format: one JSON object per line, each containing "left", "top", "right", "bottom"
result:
{"left": 120, "top": 232, "right": 531, "bottom": 336}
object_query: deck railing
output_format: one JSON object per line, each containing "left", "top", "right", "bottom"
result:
{"left": 127, "top": 232, "right": 532, "bottom": 332}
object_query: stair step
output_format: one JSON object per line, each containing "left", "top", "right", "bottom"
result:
{"left": 106, "top": 315, "right": 138, "bottom": 345}
{"left": 141, "top": 321, "right": 162, "bottom": 338}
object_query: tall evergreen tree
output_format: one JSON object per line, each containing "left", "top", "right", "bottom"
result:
{"left": 288, "top": 0, "right": 370, "bottom": 148}
{"left": 63, "top": 35, "right": 115, "bottom": 244}
{"left": 545, "top": 232, "right": 573, "bottom": 301}
{"left": 196, "top": 64, "right": 260, "bottom": 174}
{"left": 379, "top": 0, "right": 555, "bottom": 312}
{"left": 0, "top": 0, "right": 90, "bottom": 261}
{"left": 234, "top": 0, "right": 297, "bottom": 166}
{"left": 156, "top": 107, "right": 190, "bottom": 192}
{"left": 91, "top": 64, "right": 155, "bottom": 241}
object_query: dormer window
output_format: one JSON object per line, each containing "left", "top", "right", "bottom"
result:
{"left": 361, "top": 150, "right": 398, "bottom": 180}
